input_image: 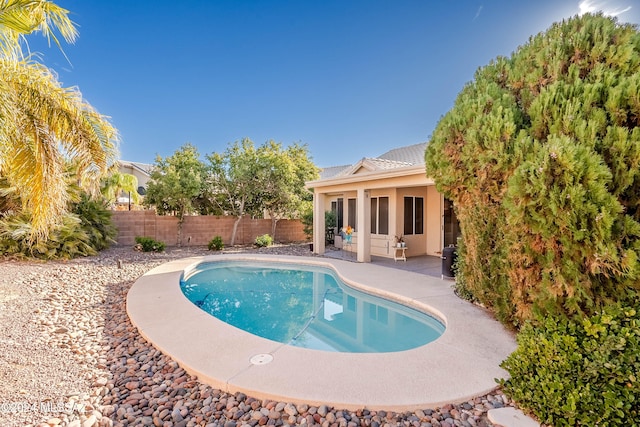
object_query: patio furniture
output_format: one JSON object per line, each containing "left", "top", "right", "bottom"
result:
{"left": 393, "top": 246, "right": 407, "bottom": 262}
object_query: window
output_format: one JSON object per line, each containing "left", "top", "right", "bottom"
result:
{"left": 368, "top": 304, "right": 388, "bottom": 324}
{"left": 370, "top": 196, "right": 389, "bottom": 235}
{"left": 335, "top": 198, "right": 344, "bottom": 230}
{"left": 370, "top": 198, "right": 377, "bottom": 234}
{"left": 347, "top": 295, "right": 356, "bottom": 312}
{"left": 403, "top": 196, "right": 424, "bottom": 235}
{"left": 444, "top": 198, "right": 461, "bottom": 246}
{"left": 347, "top": 198, "right": 357, "bottom": 230}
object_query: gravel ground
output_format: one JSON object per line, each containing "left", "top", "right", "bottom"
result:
{"left": 0, "top": 244, "right": 515, "bottom": 427}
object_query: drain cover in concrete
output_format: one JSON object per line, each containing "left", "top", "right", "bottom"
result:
{"left": 487, "top": 407, "right": 539, "bottom": 427}
{"left": 250, "top": 353, "right": 274, "bottom": 365}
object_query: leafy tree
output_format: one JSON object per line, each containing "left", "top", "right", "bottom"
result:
{"left": 0, "top": 0, "right": 118, "bottom": 239}
{"left": 425, "top": 13, "right": 640, "bottom": 327}
{"left": 144, "top": 143, "right": 205, "bottom": 245}
{"left": 255, "top": 141, "right": 318, "bottom": 239}
{"left": 204, "top": 138, "right": 318, "bottom": 245}
{"left": 205, "top": 138, "right": 262, "bottom": 246}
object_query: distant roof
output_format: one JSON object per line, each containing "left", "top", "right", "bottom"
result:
{"left": 319, "top": 164, "right": 352, "bottom": 180}
{"left": 317, "top": 142, "right": 427, "bottom": 180}
{"left": 119, "top": 160, "right": 153, "bottom": 176}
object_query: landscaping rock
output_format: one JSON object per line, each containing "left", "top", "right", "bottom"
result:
{"left": 0, "top": 245, "right": 519, "bottom": 427}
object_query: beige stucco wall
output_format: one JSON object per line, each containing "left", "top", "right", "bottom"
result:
{"left": 426, "top": 186, "right": 442, "bottom": 256}
{"left": 395, "top": 186, "right": 428, "bottom": 258}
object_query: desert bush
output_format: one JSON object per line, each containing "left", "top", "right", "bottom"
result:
{"left": 135, "top": 236, "right": 165, "bottom": 252}
{"left": 72, "top": 194, "right": 116, "bottom": 251}
{"left": 0, "top": 212, "right": 94, "bottom": 259}
{"left": 254, "top": 234, "right": 273, "bottom": 247}
{"left": 208, "top": 236, "right": 224, "bottom": 251}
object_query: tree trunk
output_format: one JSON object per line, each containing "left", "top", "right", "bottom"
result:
{"left": 271, "top": 217, "right": 279, "bottom": 242}
{"left": 177, "top": 207, "right": 185, "bottom": 246}
{"left": 231, "top": 215, "right": 242, "bottom": 246}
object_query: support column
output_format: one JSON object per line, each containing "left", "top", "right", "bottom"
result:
{"left": 313, "top": 192, "right": 326, "bottom": 255}
{"left": 356, "top": 188, "right": 371, "bottom": 262}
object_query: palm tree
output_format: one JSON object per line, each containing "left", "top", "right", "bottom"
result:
{"left": 0, "top": 0, "right": 118, "bottom": 239}
{"left": 101, "top": 171, "right": 140, "bottom": 207}
{"left": 0, "top": 0, "right": 77, "bottom": 59}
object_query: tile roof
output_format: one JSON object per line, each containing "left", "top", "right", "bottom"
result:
{"left": 365, "top": 157, "right": 412, "bottom": 170}
{"left": 119, "top": 160, "right": 153, "bottom": 175}
{"left": 318, "top": 164, "right": 352, "bottom": 180}
{"left": 377, "top": 142, "right": 427, "bottom": 165}
{"left": 317, "top": 142, "right": 427, "bottom": 180}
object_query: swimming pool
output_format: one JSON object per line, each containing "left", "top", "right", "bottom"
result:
{"left": 180, "top": 261, "right": 445, "bottom": 353}
{"left": 126, "top": 254, "right": 516, "bottom": 410}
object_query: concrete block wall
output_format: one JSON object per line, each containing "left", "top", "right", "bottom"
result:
{"left": 111, "top": 211, "right": 307, "bottom": 246}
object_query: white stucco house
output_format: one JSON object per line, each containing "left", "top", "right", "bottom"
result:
{"left": 118, "top": 160, "right": 153, "bottom": 192}
{"left": 306, "top": 142, "right": 460, "bottom": 263}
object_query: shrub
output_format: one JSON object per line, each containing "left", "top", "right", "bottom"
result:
{"left": 499, "top": 301, "right": 640, "bottom": 426}
{"left": 301, "top": 209, "right": 313, "bottom": 240}
{"left": 325, "top": 210, "right": 336, "bottom": 229}
{"left": 208, "top": 236, "right": 224, "bottom": 251}
{"left": 0, "top": 212, "right": 95, "bottom": 259}
{"left": 135, "top": 236, "right": 165, "bottom": 252}
{"left": 0, "top": 192, "right": 116, "bottom": 260}
{"left": 254, "top": 234, "right": 273, "bottom": 248}
{"left": 425, "top": 14, "right": 640, "bottom": 325}
{"left": 72, "top": 194, "right": 116, "bottom": 251}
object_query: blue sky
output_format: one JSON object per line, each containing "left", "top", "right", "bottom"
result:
{"left": 28, "top": 0, "right": 640, "bottom": 167}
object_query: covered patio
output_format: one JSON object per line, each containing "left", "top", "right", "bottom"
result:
{"left": 306, "top": 143, "right": 460, "bottom": 264}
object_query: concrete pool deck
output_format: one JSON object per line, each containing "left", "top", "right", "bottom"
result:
{"left": 127, "top": 254, "right": 517, "bottom": 411}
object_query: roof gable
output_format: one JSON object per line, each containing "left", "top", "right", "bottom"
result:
{"left": 317, "top": 142, "right": 427, "bottom": 180}
{"left": 119, "top": 160, "right": 153, "bottom": 177}
{"left": 377, "top": 142, "right": 427, "bottom": 165}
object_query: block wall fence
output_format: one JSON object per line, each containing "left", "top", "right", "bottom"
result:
{"left": 111, "top": 211, "right": 308, "bottom": 246}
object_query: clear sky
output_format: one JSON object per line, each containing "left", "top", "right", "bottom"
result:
{"left": 27, "top": 0, "right": 640, "bottom": 167}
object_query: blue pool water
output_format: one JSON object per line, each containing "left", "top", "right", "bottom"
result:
{"left": 180, "top": 261, "right": 445, "bottom": 353}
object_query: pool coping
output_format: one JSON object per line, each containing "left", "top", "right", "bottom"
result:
{"left": 127, "top": 254, "right": 517, "bottom": 411}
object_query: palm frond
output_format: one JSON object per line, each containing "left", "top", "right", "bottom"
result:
{"left": 0, "top": 0, "right": 77, "bottom": 60}
{"left": 0, "top": 58, "right": 118, "bottom": 239}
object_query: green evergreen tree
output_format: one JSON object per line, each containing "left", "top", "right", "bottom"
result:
{"left": 426, "top": 13, "right": 640, "bottom": 326}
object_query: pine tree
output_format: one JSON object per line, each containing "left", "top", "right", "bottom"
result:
{"left": 426, "top": 13, "right": 640, "bottom": 326}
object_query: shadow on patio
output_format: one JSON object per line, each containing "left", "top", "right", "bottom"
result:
{"left": 321, "top": 247, "right": 445, "bottom": 278}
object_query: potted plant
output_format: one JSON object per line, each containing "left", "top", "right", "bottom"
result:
{"left": 342, "top": 225, "right": 354, "bottom": 243}
{"left": 325, "top": 210, "right": 337, "bottom": 244}
{"left": 395, "top": 235, "right": 405, "bottom": 248}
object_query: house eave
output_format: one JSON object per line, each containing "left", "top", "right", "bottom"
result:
{"left": 306, "top": 164, "right": 432, "bottom": 189}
